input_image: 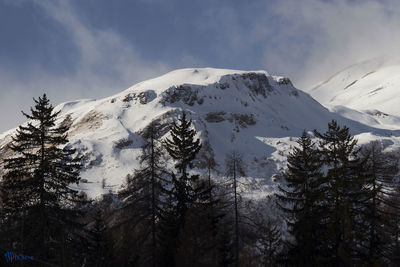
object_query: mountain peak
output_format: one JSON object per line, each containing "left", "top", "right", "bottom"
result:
{"left": 0, "top": 68, "right": 381, "bottom": 198}
{"left": 124, "top": 68, "right": 271, "bottom": 94}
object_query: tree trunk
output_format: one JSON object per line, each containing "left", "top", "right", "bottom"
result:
{"left": 233, "top": 158, "right": 239, "bottom": 267}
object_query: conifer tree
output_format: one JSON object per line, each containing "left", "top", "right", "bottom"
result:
{"left": 163, "top": 110, "right": 202, "bottom": 220}
{"left": 357, "top": 141, "right": 399, "bottom": 264}
{"left": 314, "top": 120, "right": 362, "bottom": 265}
{"left": 257, "top": 221, "right": 281, "bottom": 266}
{"left": 161, "top": 111, "right": 202, "bottom": 266}
{"left": 118, "top": 121, "right": 168, "bottom": 267}
{"left": 0, "top": 94, "right": 83, "bottom": 266}
{"left": 165, "top": 111, "right": 201, "bottom": 176}
{"left": 86, "top": 207, "right": 113, "bottom": 267}
{"left": 276, "top": 131, "right": 324, "bottom": 266}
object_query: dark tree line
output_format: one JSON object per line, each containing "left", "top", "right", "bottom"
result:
{"left": 277, "top": 120, "right": 400, "bottom": 266}
{"left": 2, "top": 95, "right": 400, "bottom": 267}
{"left": 0, "top": 96, "right": 267, "bottom": 266}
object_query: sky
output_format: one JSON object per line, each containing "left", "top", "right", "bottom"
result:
{"left": 1, "top": 0, "right": 400, "bottom": 132}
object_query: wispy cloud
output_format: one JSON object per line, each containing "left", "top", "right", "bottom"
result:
{"left": 0, "top": 0, "right": 170, "bottom": 131}
{"left": 264, "top": 0, "right": 400, "bottom": 89}
{"left": 197, "top": 0, "right": 400, "bottom": 89}
{"left": 2, "top": 0, "right": 400, "bottom": 132}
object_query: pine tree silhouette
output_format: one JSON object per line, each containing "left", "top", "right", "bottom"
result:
{"left": 276, "top": 131, "right": 324, "bottom": 266}
{"left": 0, "top": 94, "right": 83, "bottom": 266}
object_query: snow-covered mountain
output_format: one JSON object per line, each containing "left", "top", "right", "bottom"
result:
{"left": 0, "top": 68, "right": 398, "bottom": 198}
{"left": 308, "top": 57, "right": 400, "bottom": 129}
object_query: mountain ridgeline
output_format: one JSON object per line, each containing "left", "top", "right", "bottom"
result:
{"left": 2, "top": 67, "right": 400, "bottom": 266}
{"left": 0, "top": 67, "right": 380, "bottom": 198}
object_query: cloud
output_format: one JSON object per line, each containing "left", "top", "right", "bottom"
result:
{"left": 34, "top": 0, "right": 170, "bottom": 93}
{"left": 0, "top": 0, "right": 170, "bottom": 131}
{"left": 2, "top": 0, "right": 400, "bottom": 132}
{"left": 264, "top": 0, "right": 400, "bottom": 89}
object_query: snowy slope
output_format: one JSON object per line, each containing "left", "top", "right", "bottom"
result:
{"left": 309, "top": 56, "right": 400, "bottom": 118}
{"left": 0, "top": 68, "right": 398, "bottom": 199}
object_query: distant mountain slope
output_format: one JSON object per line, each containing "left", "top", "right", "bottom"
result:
{"left": 0, "top": 68, "right": 397, "bottom": 198}
{"left": 309, "top": 57, "right": 400, "bottom": 117}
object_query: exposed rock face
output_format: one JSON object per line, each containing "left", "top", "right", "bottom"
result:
{"left": 113, "top": 138, "right": 133, "bottom": 149}
{"left": 69, "top": 111, "right": 110, "bottom": 135}
{"left": 205, "top": 111, "right": 226, "bottom": 123}
{"left": 160, "top": 72, "right": 281, "bottom": 106}
{"left": 123, "top": 90, "right": 157, "bottom": 106}
{"left": 161, "top": 85, "right": 204, "bottom": 106}
{"left": 229, "top": 113, "right": 256, "bottom": 128}
{"left": 205, "top": 112, "right": 256, "bottom": 129}
{"left": 277, "top": 77, "right": 292, "bottom": 86}
{"left": 60, "top": 114, "right": 73, "bottom": 129}
{"left": 240, "top": 73, "right": 273, "bottom": 98}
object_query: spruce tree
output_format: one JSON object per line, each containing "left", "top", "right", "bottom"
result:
{"left": 163, "top": 110, "right": 202, "bottom": 221}
{"left": 314, "top": 120, "right": 362, "bottom": 265}
{"left": 164, "top": 111, "right": 201, "bottom": 176}
{"left": 161, "top": 111, "right": 202, "bottom": 266}
{"left": 276, "top": 131, "right": 324, "bottom": 266}
{"left": 0, "top": 94, "right": 83, "bottom": 266}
